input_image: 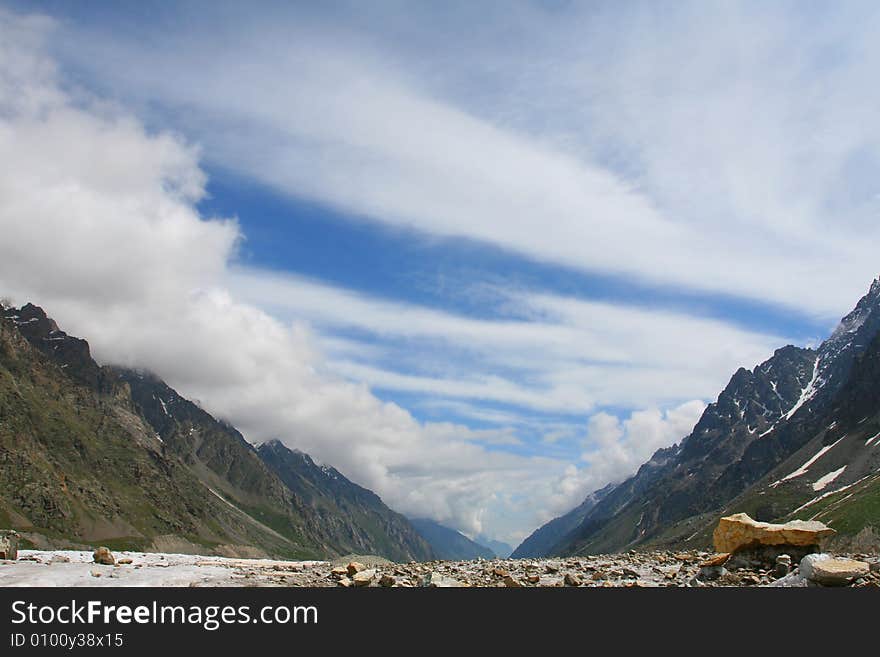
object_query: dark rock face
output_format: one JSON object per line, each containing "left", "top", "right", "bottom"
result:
{"left": 0, "top": 302, "right": 434, "bottom": 562}
{"left": 517, "top": 276, "right": 880, "bottom": 557}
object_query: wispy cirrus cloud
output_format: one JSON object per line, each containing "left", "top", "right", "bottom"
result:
{"left": 42, "top": 0, "right": 880, "bottom": 316}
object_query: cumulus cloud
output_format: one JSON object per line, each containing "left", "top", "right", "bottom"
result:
{"left": 0, "top": 8, "right": 591, "bottom": 543}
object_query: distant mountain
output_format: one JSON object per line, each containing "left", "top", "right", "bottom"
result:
{"left": 410, "top": 518, "right": 495, "bottom": 560}
{"left": 0, "top": 302, "right": 433, "bottom": 561}
{"left": 511, "top": 484, "right": 614, "bottom": 558}
{"left": 518, "top": 276, "right": 880, "bottom": 557}
{"left": 475, "top": 535, "right": 513, "bottom": 558}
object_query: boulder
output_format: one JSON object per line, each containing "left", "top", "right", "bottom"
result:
{"left": 699, "top": 553, "right": 730, "bottom": 567}
{"left": 563, "top": 572, "right": 581, "bottom": 587}
{"left": 379, "top": 574, "right": 396, "bottom": 587}
{"left": 773, "top": 554, "right": 791, "bottom": 579}
{"left": 713, "top": 513, "right": 835, "bottom": 553}
{"left": 427, "top": 572, "right": 468, "bottom": 587}
{"left": 352, "top": 569, "right": 376, "bottom": 586}
{"left": 346, "top": 562, "right": 366, "bottom": 576}
{"left": 0, "top": 530, "right": 19, "bottom": 560}
{"left": 502, "top": 575, "right": 522, "bottom": 588}
{"left": 799, "top": 554, "right": 869, "bottom": 586}
{"left": 92, "top": 547, "right": 115, "bottom": 566}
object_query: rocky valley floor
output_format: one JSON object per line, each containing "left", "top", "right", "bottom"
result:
{"left": 2, "top": 549, "right": 878, "bottom": 588}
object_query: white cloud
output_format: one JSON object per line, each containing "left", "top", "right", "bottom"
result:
{"left": 45, "top": 2, "right": 880, "bottom": 316}
{"left": 0, "top": 9, "right": 591, "bottom": 543}
{"left": 228, "top": 267, "right": 786, "bottom": 411}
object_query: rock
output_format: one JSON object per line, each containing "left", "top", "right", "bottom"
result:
{"left": 117, "top": 558, "right": 133, "bottom": 565}
{"left": 90, "top": 569, "right": 102, "bottom": 578}
{"left": 0, "top": 530, "right": 19, "bottom": 560}
{"left": 50, "top": 554, "right": 71, "bottom": 564}
{"left": 563, "top": 573, "right": 581, "bottom": 587}
{"left": 337, "top": 576, "right": 352, "bottom": 588}
{"left": 699, "top": 553, "right": 730, "bottom": 567}
{"left": 545, "top": 564, "right": 559, "bottom": 573}
{"left": 713, "top": 513, "right": 835, "bottom": 553}
{"left": 330, "top": 566, "right": 348, "bottom": 577}
{"left": 527, "top": 574, "right": 540, "bottom": 584}
{"left": 93, "top": 547, "right": 115, "bottom": 565}
{"left": 773, "top": 554, "right": 791, "bottom": 579}
{"left": 346, "top": 562, "right": 366, "bottom": 576}
{"left": 379, "top": 574, "right": 396, "bottom": 587}
{"left": 800, "top": 554, "right": 870, "bottom": 586}
{"left": 352, "top": 569, "right": 376, "bottom": 586}
{"left": 697, "top": 565, "right": 727, "bottom": 581}
{"left": 503, "top": 575, "right": 522, "bottom": 588}
{"left": 427, "top": 573, "right": 468, "bottom": 588}
{"left": 493, "top": 567, "right": 509, "bottom": 577}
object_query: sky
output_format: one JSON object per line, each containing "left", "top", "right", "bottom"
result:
{"left": 1, "top": 1, "right": 879, "bottom": 545}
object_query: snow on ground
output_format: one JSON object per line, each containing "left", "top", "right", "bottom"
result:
{"left": 812, "top": 466, "right": 847, "bottom": 491}
{"left": 0, "top": 551, "right": 325, "bottom": 587}
{"left": 771, "top": 436, "right": 845, "bottom": 487}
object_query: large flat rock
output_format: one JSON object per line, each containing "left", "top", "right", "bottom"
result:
{"left": 800, "top": 554, "right": 870, "bottom": 586}
{"left": 713, "top": 513, "right": 835, "bottom": 553}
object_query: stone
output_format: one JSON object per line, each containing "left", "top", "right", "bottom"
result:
{"left": 346, "top": 562, "right": 366, "bottom": 576}
{"left": 352, "top": 569, "right": 376, "bottom": 586}
{"left": 93, "top": 547, "right": 115, "bottom": 566}
{"left": 503, "top": 575, "right": 522, "bottom": 588}
{"left": 337, "top": 576, "right": 352, "bottom": 588}
{"left": 493, "top": 567, "right": 509, "bottom": 577}
{"left": 50, "top": 554, "right": 71, "bottom": 564}
{"left": 699, "top": 553, "right": 730, "bottom": 567}
{"left": 545, "top": 564, "right": 559, "bottom": 573}
{"left": 427, "top": 573, "right": 468, "bottom": 587}
{"left": 697, "top": 565, "right": 727, "bottom": 581}
{"left": 773, "top": 554, "right": 791, "bottom": 579}
{"left": 527, "top": 574, "right": 540, "bottom": 584}
{"left": 330, "top": 566, "right": 348, "bottom": 577}
{"left": 379, "top": 574, "right": 396, "bottom": 587}
{"left": 713, "top": 513, "right": 835, "bottom": 553}
{"left": 563, "top": 573, "right": 581, "bottom": 587}
{"left": 0, "top": 530, "right": 19, "bottom": 561}
{"left": 117, "top": 558, "right": 133, "bottom": 565}
{"left": 800, "top": 554, "right": 870, "bottom": 586}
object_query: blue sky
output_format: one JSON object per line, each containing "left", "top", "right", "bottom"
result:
{"left": 2, "top": 1, "right": 879, "bottom": 542}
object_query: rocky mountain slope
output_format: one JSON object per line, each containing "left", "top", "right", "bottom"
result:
{"left": 517, "top": 277, "right": 880, "bottom": 557}
{"left": 409, "top": 518, "right": 495, "bottom": 560}
{"left": 0, "top": 302, "right": 433, "bottom": 562}
{"left": 258, "top": 440, "right": 434, "bottom": 562}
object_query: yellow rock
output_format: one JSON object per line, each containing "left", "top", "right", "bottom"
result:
{"left": 713, "top": 513, "right": 835, "bottom": 553}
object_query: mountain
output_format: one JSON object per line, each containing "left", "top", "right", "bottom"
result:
{"left": 517, "top": 276, "right": 880, "bottom": 557}
{"left": 409, "top": 518, "right": 495, "bottom": 560}
{"left": 0, "top": 302, "right": 432, "bottom": 561}
{"left": 511, "top": 484, "right": 614, "bottom": 558}
{"left": 475, "top": 535, "right": 513, "bottom": 558}
{"left": 257, "top": 440, "right": 434, "bottom": 562}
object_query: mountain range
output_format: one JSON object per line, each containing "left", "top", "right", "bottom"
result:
{"left": 0, "top": 302, "right": 435, "bottom": 561}
{"left": 513, "top": 276, "right": 880, "bottom": 557}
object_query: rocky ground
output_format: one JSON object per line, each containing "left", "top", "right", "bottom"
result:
{"left": 2, "top": 548, "right": 878, "bottom": 587}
